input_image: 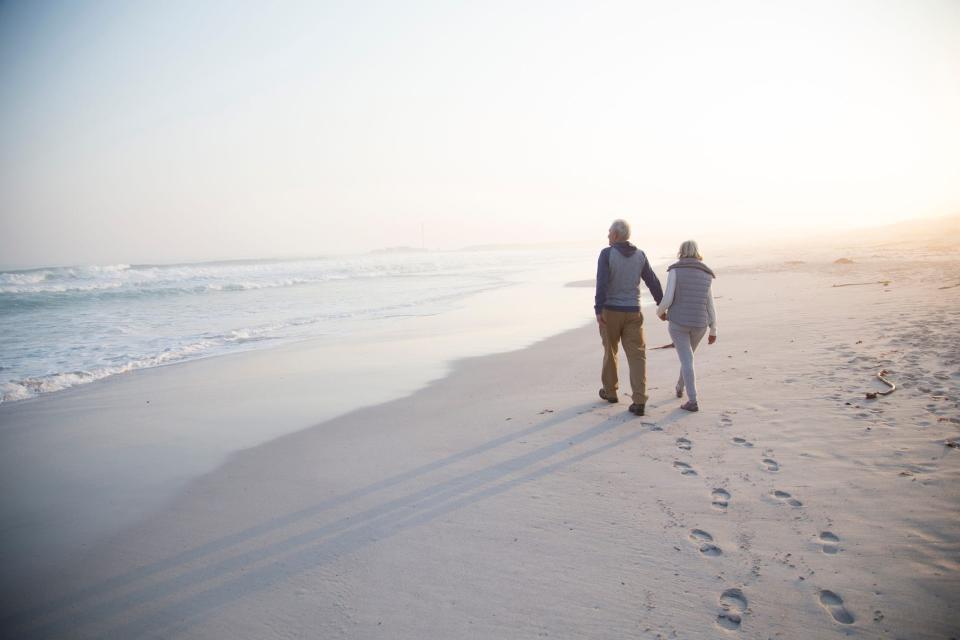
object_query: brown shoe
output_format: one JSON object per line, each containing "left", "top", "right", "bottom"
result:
{"left": 628, "top": 403, "right": 645, "bottom": 416}
{"left": 680, "top": 401, "right": 699, "bottom": 412}
{"left": 598, "top": 389, "right": 619, "bottom": 403}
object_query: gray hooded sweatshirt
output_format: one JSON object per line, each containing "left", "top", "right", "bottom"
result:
{"left": 594, "top": 242, "right": 664, "bottom": 314}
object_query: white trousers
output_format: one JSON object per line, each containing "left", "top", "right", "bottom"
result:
{"left": 668, "top": 322, "right": 708, "bottom": 403}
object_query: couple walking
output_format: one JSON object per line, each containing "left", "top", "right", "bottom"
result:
{"left": 595, "top": 219, "right": 717, "bottom": 416}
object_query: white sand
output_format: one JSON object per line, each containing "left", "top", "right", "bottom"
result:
{"left": 2, "top": 240, "right": 959, "bottom": 639}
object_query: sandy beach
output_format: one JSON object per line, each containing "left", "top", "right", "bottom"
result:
{"left": 4, "top": 3, "right": 959, "bottom": 637}
{"left": 2, "top": 238, "right": 959, "bottom": 639}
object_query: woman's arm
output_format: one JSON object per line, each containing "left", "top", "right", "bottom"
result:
{"left": 706, "top": 285, "right": 718, "bottom": 336}
{"left": 657, "top": 270, "right": 676, "bottom": 318}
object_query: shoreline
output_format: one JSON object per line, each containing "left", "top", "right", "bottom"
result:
{"left": 0, "top": 261, "right": 600, "bottom": 587}
{"left": 3, "top": 243, "right": 894, "bottom": 409}
{"left": 0, "top": 250, "right": 602, "bottom": 407}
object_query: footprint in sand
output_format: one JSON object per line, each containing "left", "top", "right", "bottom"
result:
{"left": 731, "top": 437, "right": 754, "bottom": 448}
{"left": 716, "top": 588, "right": 748, "bottom": 630}
{"left": 673, "top": 461, "right": 698, "bottom": 476}
{"left": 689, "top": 529, "right": 722, "bottom": 556}
{"left": 818, "top": 590, "right": 855, "bottom": 624}
{"left": 676, "top": 437, "right": 693, "bottom": 450}
{"left": 711, "top": 488, "right": 731, "bottom": 510}
{"left": 819, "top": 531, "right": 840, "bottom": 554}
{"left": 761, "top": 458, "right": 780, "bottom": 472}
{"left": 771, "top": 490, "right": 803, "bottom": 507}
{"left": 719, "top": 413, "right": 734, "bottom": 427}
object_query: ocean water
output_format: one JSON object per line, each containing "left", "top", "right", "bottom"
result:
{"left": 0, "top": 249, "right": 593, "bottom": 404}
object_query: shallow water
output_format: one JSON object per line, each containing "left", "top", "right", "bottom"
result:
{"left": 1, "top": 249, "right": 600, "bottom": 403}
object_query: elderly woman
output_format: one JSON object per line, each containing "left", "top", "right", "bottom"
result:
{"left": 657, "top": 240, "right": 718, "bottom": 412}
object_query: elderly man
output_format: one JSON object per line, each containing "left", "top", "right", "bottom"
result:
{"left": 595, "top": 219, "right": 663, "bottom": 416}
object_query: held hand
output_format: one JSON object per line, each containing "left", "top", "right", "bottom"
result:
{"left": 658, "top": 312, "right": 667, "bottom": 321}
{"left": 708, "top": 335, "right": 717, "bottom": 345}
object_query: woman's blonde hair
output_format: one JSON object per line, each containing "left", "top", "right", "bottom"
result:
{"left": 678, "top": 240, "right": 702, "bottom": 260}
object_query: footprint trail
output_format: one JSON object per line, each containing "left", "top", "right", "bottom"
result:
{"left": 673, "top": 461, "right": 698, "bottom": 476}
{"left": 771, "top": 490, "right": 803, "bottom": 508}
{"left": 711, "top": 488, "right": 731, "bottom": 510}
{"left": 689, "top": 529, "right": 722, "bottom": 556}
{"left": 819, "top": 531, "right": 840, "bottom": 554}
{"left": 818, "top": 590, "right": 855, "bottom": 624}
{"left": 716, "top": 588, "right": 748, "bottom": 631}
{"left": 761, "top": 458, "right": 780, "bottom": 472}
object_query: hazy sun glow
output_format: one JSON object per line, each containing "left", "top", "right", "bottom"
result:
{"left": 1, "top": 0, "right": 958, "bottom": 267}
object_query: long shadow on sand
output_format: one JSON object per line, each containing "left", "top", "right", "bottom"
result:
{"left": 8, "top": 402, "right": 659, "bottom": 639}
{"left": 0, "top": 403, "right": 582, "bottom": 624}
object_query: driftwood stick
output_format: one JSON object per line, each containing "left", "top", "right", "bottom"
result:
{"left": 652, "top": 343, "right": 675, "bottom": 350}
{"left": 832, "top": 280, "right": 891, "bottom": 288}
{"left": 865, "top": 369, "right": 896, "bottom": 399}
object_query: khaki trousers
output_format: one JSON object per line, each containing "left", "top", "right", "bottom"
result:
{"left": 599, "top": 309, "right": 647, "bottom": 404}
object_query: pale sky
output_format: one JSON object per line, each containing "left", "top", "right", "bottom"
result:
{"left": 1, "top": 0, "right": 958, "bottom": 268}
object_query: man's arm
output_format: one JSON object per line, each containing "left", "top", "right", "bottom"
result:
{"left": 594, "top": 248, "right": 610, "bottom": 318}
{"left": 641, "top": 258, "right": 663, "bottom": 305}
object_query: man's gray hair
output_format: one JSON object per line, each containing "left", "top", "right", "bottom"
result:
{"left": 609, "top": 219, "right": 631, "bottom": 241}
